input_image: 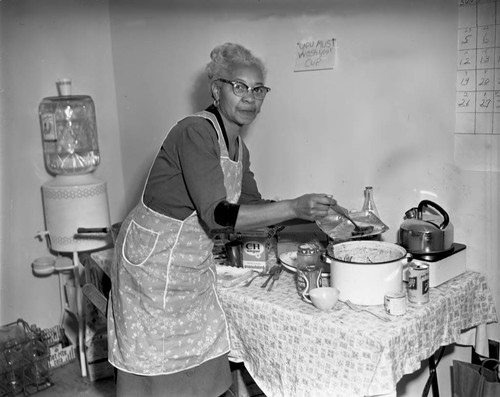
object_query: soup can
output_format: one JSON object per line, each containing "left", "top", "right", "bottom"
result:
{"left": 296, "top": 243, "right": 322, "bottom": 302}
{"left": 384, "top": 291, "right": 407, "bottom": 315}
{"left": 296, "top": 264, "right": 322, "bottom": 303}
{"left": 407, "top": 262, "right": 429, "bottom": 304}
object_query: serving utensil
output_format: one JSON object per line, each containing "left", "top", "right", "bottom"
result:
{"left": 330, "top": 204, "right": 374, "bottom": 236}
{"left": 316, "top": 206, "right": 387, "bottom": 241}
{"left": 260, "top": 265, "right": 280, "bottom": 288}
{"left": 344, "top": 300, "right": 390, "bottom": 322}
{"left": 266, "top": 265, "right": 283, "bottom": 292}
{"left": 242, "top": 272, "right": 263, "bottom": 287}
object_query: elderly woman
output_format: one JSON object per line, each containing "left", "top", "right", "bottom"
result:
{"left": 107, "top": 43, "right": 337, "bottom": 396}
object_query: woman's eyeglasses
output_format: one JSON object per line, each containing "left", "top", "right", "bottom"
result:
{"left": 217, "top": 79, "right": 271, "bottom": 100}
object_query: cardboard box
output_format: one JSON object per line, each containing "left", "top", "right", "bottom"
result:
{"left": 48, "top": 341, "right": 76, "bottom": 369}
{"left": 241, "top": 229, "right": 274, "bottom": 273}
{"left": 85, "top": 328, "right": 113, "bottom": 382}
{"left": 42, "top": 325, "right": 77, "bottom": 369}
{"left": 84, "top": 291, "right": 114, "bottom": 381}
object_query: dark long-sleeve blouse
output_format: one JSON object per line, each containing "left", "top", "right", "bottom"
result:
{"left": 143, "top": 106, "right": 266, "bottom": 232}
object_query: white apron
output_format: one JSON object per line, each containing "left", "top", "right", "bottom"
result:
{"left": 107, "top": 111, "right": 242, "bottom": 375}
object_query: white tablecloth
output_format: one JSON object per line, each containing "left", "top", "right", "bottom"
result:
{"left": 218, "top": 270, "right": 497, "bottom": 397}
{"left": 90, "top": 249, "right": 498, "bottom": 397}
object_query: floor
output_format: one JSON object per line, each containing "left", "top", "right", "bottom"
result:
{"left": 32, "top": 359, "right": 265, "bottom": 397}
{"left": 33, "top": 359, "right": 114, "bottom": 397}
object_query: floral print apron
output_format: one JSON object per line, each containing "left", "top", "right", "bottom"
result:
{"left": 107, "top": 111, "right": 242, "bottom": 375}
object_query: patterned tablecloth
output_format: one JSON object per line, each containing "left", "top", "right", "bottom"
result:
{"left": 218, "top": 268, "right": 497, "bottom": 397}
{"left": 90, "top": 249, "right": 498, "bottom": 397}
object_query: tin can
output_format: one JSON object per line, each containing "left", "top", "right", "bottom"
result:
{"left": 407, "top": 262, "right": 430, "bottom": 304}
{"left": 296, "top": 242, "right": 322, "bottom": 302}
{"left": 296, "top": 264, "right": 323, "bottom": 303}
{"left": 384, "top": 291, "right": 407, "bottom": 315}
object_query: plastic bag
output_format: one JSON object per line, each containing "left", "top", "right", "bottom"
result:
{"left": 453, "top": 359, "right": 500, "bottom": 397}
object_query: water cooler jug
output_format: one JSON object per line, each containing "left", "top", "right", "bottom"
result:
{"left": 39, "top": 80, "right": 111, "bottom": 252}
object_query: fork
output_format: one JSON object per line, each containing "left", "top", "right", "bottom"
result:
{"left": 266, "top": 265, "right": 283, "bottom": 292}
{"left": 260, "top": 265, "right": 279, "bottom": 288}
{"left": 344, "top": 300, "right": 390, "bottom": 322}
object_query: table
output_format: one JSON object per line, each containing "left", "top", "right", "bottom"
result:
{"left": 219, "top": 270, "right": 497, "bottom": 397}
{"left": 88, "top": 249, "right": 497, "bottom": 397}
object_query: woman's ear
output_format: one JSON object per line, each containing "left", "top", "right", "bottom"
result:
{"left": 211, "top": 81, "right": 221, "bottom": 106}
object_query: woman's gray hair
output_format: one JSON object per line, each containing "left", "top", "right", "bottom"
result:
{"left": 206, "top": 43, "right": 267, "bottom": 83}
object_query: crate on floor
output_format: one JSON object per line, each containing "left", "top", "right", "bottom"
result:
{"left": 41, "top": 324, "right": 76, "bottom": 371}
{"left": 0, "top": 319, "right": 53, "bottom": 396}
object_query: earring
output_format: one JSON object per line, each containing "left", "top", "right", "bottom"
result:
{"left": 213, "top": 98, "right": 220, "bottom": 107}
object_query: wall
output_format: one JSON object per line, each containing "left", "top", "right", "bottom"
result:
{"left": 108, "top": 0, "right": 498, "bottom": 395}
{"left": 109, "top": 0, "right": 498, "bottom": 330}
{"left": 0, "top": 0, "right": 126, "bottom": 328}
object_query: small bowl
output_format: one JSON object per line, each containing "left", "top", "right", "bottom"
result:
{"left": 309, "top": 287, "right": 340, "bottom": 311}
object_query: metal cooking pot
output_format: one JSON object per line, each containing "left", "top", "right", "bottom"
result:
{"left": 398, "top": 200, "right": 454, "bottom": 255}
{"left": 324, "top": 241, "right": 410, "bottom": 305}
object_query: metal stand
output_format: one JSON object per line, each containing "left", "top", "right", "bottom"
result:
{"left": 422, "top": 346, "right": 445, "bottom": 397}
{"left": 72, "top": 251, "right": 87, "bottom": 377}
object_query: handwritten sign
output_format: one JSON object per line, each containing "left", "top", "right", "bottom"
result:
{"left": 294, "top": 38, "right": 336, "bottom": 72}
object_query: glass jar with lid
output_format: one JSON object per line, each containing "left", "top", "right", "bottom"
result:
{"left": 38, "top": 79, "right": 100, "bottom": 175}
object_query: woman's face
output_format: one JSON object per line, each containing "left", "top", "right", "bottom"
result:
{"left": 215, "top": 64, "right": 266, "bottom": 129}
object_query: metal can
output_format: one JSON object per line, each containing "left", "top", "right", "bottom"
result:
{"left": 296, "top": 242, "right": 322, "bottom": 302}
{"left": 296, "top": 264, "right": 323, "bottom": 303}
{"left": 407, "top": 262, "right": 430, "bottom": 304}
{"left": 384, "top": 291, "right": 407, "bottom": 315}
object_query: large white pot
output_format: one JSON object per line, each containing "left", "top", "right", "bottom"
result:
{"left": 326, "top": 241, "right": 408, "bottom": 306}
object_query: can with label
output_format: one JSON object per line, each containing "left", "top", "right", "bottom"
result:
{"left": 297, "top": 264, "right": 323, "bottom": 303}
{"left": 407, "top": 262, "right": 430, "bottom": 304}
{"left": 384, "top": 291, "right": 407, "bottom": 315}
{"left": 296, "top": 243, "right": 322, "bottom": 302}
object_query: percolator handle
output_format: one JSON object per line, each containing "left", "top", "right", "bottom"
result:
{"left": 417, "top": 200, "right": 449, "bottom": 230}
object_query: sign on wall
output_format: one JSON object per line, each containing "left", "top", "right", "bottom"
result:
{"left": 456, "top": 1, "right": 500, "bottom": 134}
{"left": 455, "top": 0, "right": 500, "bottom": 172}
{"left": 294, "top": 38, "right": 336, "bottom": 72}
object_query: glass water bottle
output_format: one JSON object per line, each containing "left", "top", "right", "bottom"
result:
{"left": 38, "top": 80, "right": 100, "bottom": 175}
{"left": 362, "top": 186, "right": 380, "bottom": 218}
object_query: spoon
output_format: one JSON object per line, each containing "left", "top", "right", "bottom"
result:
{"left": 330, "top": 204, "right": 374, "bottom": 236}
{"left": 242, "top": 272, "right": 263, "bottom": 287}
{"left": 344, "top": 300, "right": 390, "bottom": 322}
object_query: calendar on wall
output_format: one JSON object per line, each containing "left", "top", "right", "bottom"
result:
{"left": 456, "top": 0, "right": 500, "bottom": 135}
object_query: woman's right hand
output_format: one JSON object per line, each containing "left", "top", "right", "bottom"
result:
{"left": 292, "top": 194, "right": 339, "bottom": 222}
{"left": 234, "top": 193, "right": 346, "bottom": 231}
